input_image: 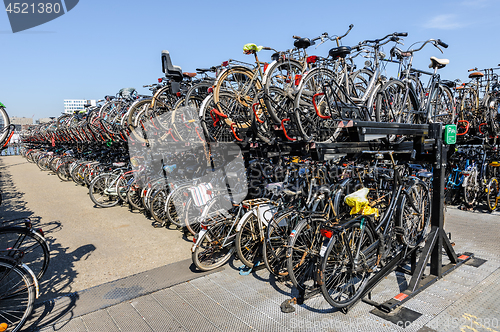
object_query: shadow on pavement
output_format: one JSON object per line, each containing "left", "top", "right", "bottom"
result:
{"left": 0, "top": 158, "right": 98, "bottom": 330}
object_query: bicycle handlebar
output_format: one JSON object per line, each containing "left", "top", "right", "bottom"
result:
{"left": 360, "top": 32, "right": 407, "bottom": 45}
{"left": 437, "top": 39, "right": 448, "bottom": 48}
{"left": 405, "top": 39, "right": 447, "bottom": 54}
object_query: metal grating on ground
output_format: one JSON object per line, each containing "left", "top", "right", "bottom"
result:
{"left": 32, "top": 208, "right": 500, "bottom": 332}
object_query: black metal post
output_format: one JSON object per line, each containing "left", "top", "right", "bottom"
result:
{"left": 430, "top": 123, "right": 444, "bottom": 277}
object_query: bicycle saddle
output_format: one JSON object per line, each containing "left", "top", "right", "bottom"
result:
{"left": 429, "top": 56, "right": 449, "bottom": 69}
{"left": 329, "top": 46, "right": 351, "bottom": 59}
{"left": 489, "top": 161, "right": 500, "bottom": 167}
{"left": 294, "top": 38, "right": 313, "bottom": 49}
{"left": 183, "top": 72, "right": 197, "bottom": 78}
{"left": 469, "top": 71, "right": 484, "bottom": 79}
{"left": 441, "top": 80, "right": 456, "bottom": 88}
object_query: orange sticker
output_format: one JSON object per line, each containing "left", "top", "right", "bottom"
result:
{"left": 458, "top": 255, "right": 470, "bottom": 260}
{"left": 394, "top": 293, "right": 408, "bottom": 301}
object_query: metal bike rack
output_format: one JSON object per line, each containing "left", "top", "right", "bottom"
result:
{"left": 268, "top": 122, "right": 474, "bottom": 315}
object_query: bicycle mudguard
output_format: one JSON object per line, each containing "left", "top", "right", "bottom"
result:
{"left": 261, "top": 60, "right": 278, "bottom": 86}
{"left": 21, "top": 263, "right": 39, "bottom": 299}
{"left": 191, "top": 228, "right": 208, "bottom": 252}
{"left": 212, "top": 66, "right": 255, "bottom": 90}
{"left": 235, "top": 203, "right": 278, "bottom": 232}
{"left": 0, "top": 102, "right": 5, "bottom": 108}
{"left": 235, "top": 209, "right": 257, "bottom": 233}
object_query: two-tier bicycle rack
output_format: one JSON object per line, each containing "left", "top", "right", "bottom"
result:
{"left": 233, "top": 121, "right": 474, "bottom": 319}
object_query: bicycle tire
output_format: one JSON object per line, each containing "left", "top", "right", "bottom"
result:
{"left": 463, "top": 166, "right": 478, "bottom": 207}
{"left": 320, "top": 220, "right": 375, "bottom": 308}
{"left": 486, "top": 177, "right": 499, "bottom": 211}
{"left": 0, "top": 260, "right": 36, "bottom": 332}
{"left": 88, "top": 173, "right": 121, "bottom": 208}
{"left": 56, "top": 161, "right": 72, "bottom": 182}
{"left": 127, "top": 185, "right": 144, "bottom": 210}
{"left": 375, "top": 79, "right": 418, "bottom": 124}
{"left": 171, "top": 97, "right": 204, "bottom": 142}
{"left": 0, "top": 226, "right": 50, "bottom": 280}
{"left": 165, "top": 184, "right": 192, "bottom": 227}
{"left": 200, "top": 93, "right": 235, "bottom": 142}
{"left": 286, "top": 216, "right": 323, "bottom": 290}
{"left": 184, "top": 198, "right": 202, "bottom": 236}
{"left": 396, "top": 179, "right": 431, "bottom": 247}
{"left": 192, "top": 195, "right": 237, "bottom": 271}
{"left": 235, "top": 212, "right": 262, "bottom": 268}
{"left": 428, "top": 84, "right": 454, "bottom": 124}
{"left": 263, "top": 58, "right": 303, "bottom": 123}
{"left": 263, "top": 210, "right": 297, "bottom": 277}
{"left": 0, "top": 106, "right": 11, "bottom": 146}
{"left": 149, "top": 188, "right": 169, "bottom": 226}
{"left": 213, "top": 66, "right": 260, "bottom": 129}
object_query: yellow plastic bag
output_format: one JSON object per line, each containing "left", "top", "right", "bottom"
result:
{"left": 344, "top": 188, "right": 379, "bottom": 217}
{"left": 243, "top": 43, "right": 263, "bottom": 54}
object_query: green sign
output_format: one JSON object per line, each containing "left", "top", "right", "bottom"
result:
{"left": 444, "top": 124, "right": 457, "bottom": 145}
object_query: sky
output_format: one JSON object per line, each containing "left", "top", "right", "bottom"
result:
{"left": 1, "top": 0, "right": 499, "bottom": 120}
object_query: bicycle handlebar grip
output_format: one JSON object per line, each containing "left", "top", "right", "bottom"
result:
{"left": 396, "top": 32, "right": 408, "bottom": 37}
{"left": 292, "top": 35, "right": 301, "bottom": 39}
{"left": 262, "top": 46, "right": 272, "bottom": 50}
{"left": 437, "top": 39, "right": 448, "bottom": 48}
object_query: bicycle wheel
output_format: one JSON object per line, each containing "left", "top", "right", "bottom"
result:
{"left": 263, "top": 210, "right": 297, "bottom": 277}
{"left": 463, "top": 166, "right": 479, "bottom": 207}
{"left": 486, "top": 97, "right": 500, "bottom": 140}
{"left": 126, "top": 185, "right": 144, "bottom": 210}
{"left": 165, "top": 184, "right": 192, "bottom": 227}
{"left": 88, "top": 173, "right": 121, "bottom": 208}
{"left": 429, "top": 84, "right": 454, "bottom": 124}
{"left": 235, "top": 212, "right": 262, "bottom": 268}
{"left": 192, "top": 195, "right": 237, "bottom": 271}
{"left": 0, "top": 106, "right": 11, "bottom": 146}
{"left": 348, "top": 68, "right": 374, "bottom": 101}
{"left": 293, "top": 67, "right": 337, "bottom": 142}
{"left": 213, "top": 66, "right": 260, "bottom": 129}
{"left": 200, "top": 93, "right": 235, "bottom": 142}
{"left": 320, "top": 220, "right": 375, "bottom": 308}
{"left": 263, "top": 58, "right": 303, "bottom": 123}
{"left": 171, "top": 97, "right": 204, "bottom": 142}
{"left": 486, "top": 177, "right": 499, "bottom": 211}
{"left": 397, "top": 179, "right": 431, "bottom": 247}
{"left": 184, "top": 198, "right": 203, "bottom": 236}
{"left": 192, "top": 223, "right": 235, "bottom": 271}
{"left": 150, "top": 188, "right": 169, "bottom": 226}
{"left": 0, "top": 227, "right": 50, "bottom": 280}
{"left": 375, "top": 79, "right": 418, "bottom": 124}
{"left": 0, "top": 260, "right": 35, "bottom": 332}
{"left": 56, "top": 161, "right": 72, "bottom": 182}
{"left": 286, "top": 216, "right": 323, "bottom": 290}
{"left": 185, "top": 81, "right": 213, "bottom": 104}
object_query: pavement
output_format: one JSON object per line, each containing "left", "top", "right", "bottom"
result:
{"left": 1, "top": 155, "right": 500, "bottom": 332}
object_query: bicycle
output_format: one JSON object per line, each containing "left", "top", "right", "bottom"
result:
{"left": 317, "top": 151, "right": 430, "bottom": 308}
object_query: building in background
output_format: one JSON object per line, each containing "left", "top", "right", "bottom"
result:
{"left": 10, "top": 116, "right": 33, "bottom": 131}
{"left": 36, "top": 117, "right": 54, "bottom": 124}
{"left": 63, "top": 99, "right": 96, "bottom": 114}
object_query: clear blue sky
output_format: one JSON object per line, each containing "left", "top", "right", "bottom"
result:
{"left": 1, "top": 0, "right": 499, "bottom": 119}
